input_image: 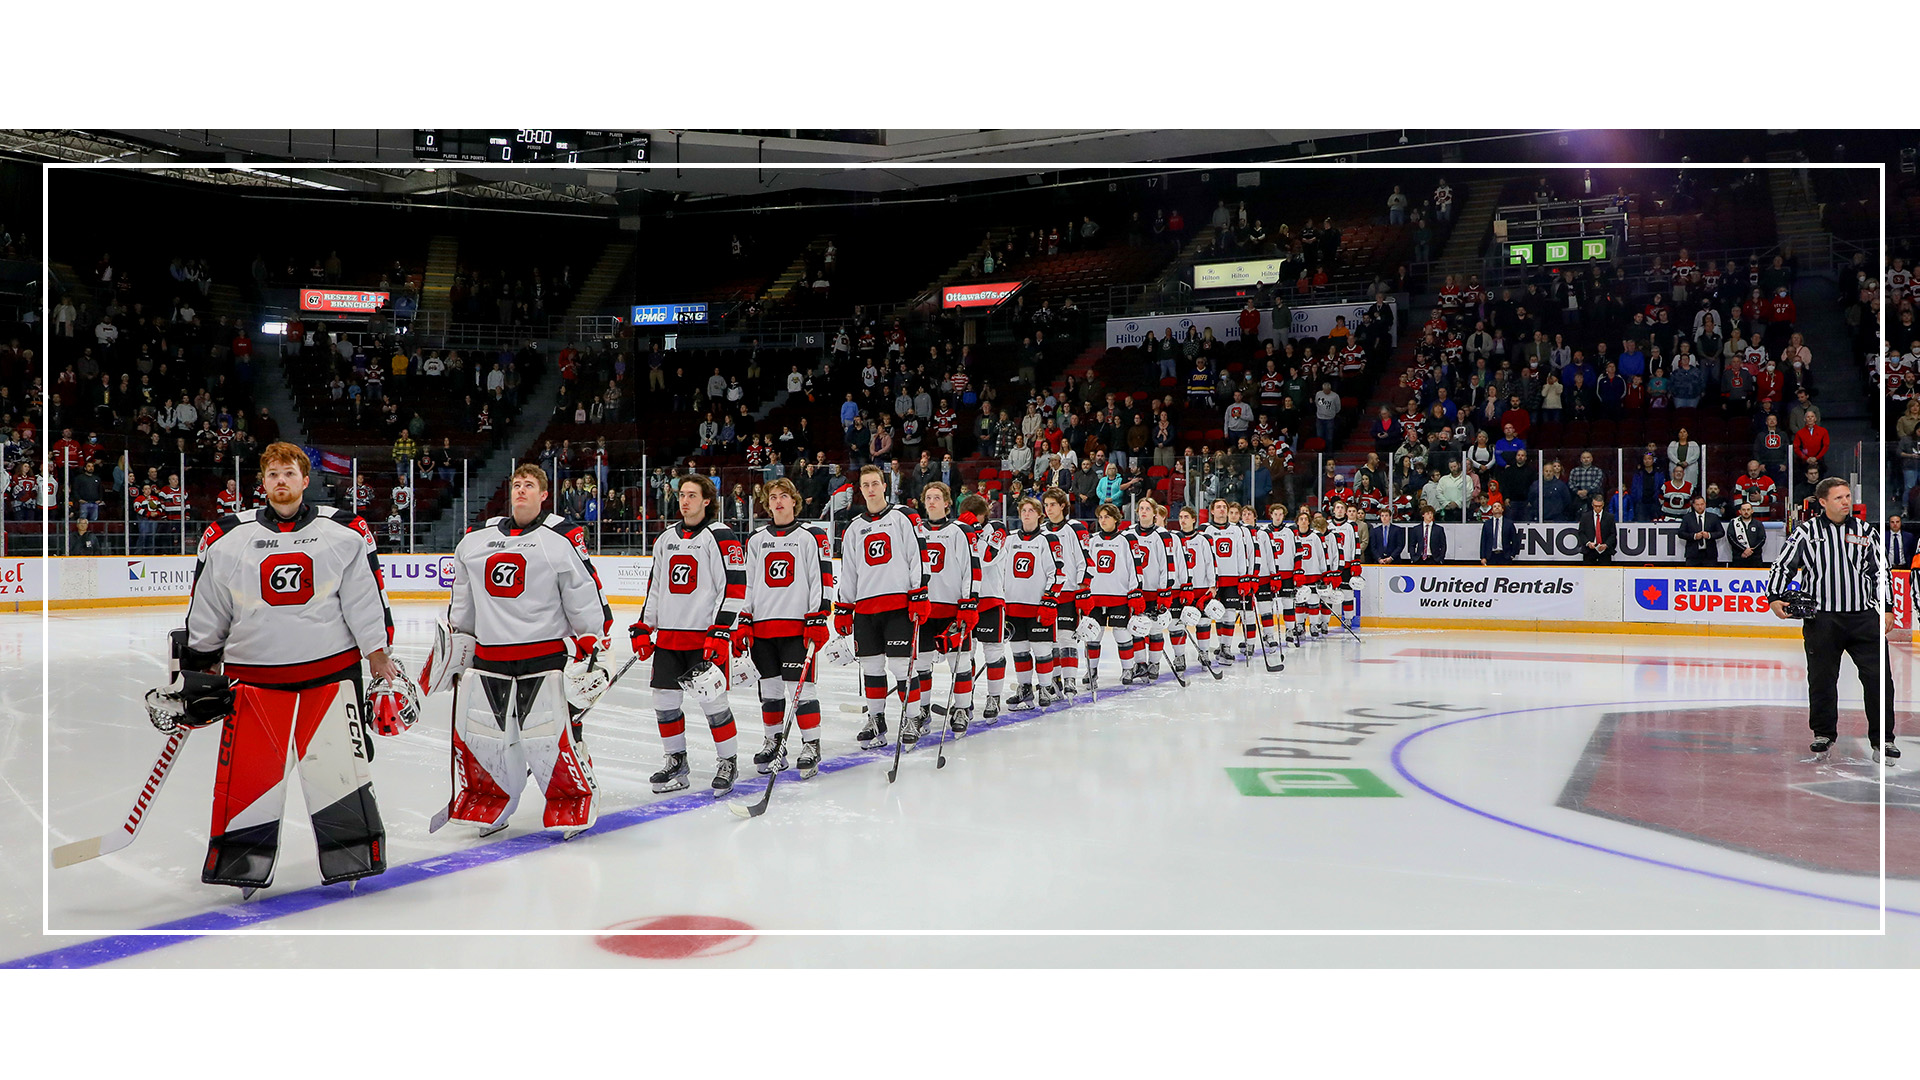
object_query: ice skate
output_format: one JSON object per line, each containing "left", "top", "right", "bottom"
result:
{"left": 948, "top": 705, "right": 971, "bottom": 734}
{"left": 1874, "top": 742, "right": 1902, "bottom": 765}
{"left": 711, "top": 755, "right": 738, "bottom": 795}
{"left": 753, "top": 730, "right": 788, "bottom": 775}
{"left": 1005, "top": 683, "right": 1036, "bottom": 711}
{"left": 649, "top": 750, "right": 690, "bottom": 793}
{"left": 797, "top": 739, "right": 822, "bottom": 779}
{"left": 900, "top": 711, "right": 924, "bottom": 749}
{"left": 856, "top": 710, "right": 890, "bottom": 749}
{"left": 1036, "top": 681, "right": 1059, "bottom": 707}
{"left": 982, "top": 693, "right": 1002, "bottom": 721}
{"left": 1808, "top": 736, "right": 1834, "bottom": 762}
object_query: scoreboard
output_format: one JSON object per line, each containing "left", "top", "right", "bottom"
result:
{"left": 1506, "top": 236, "right": 1611, "bottom": 267}
{"left": 413, "top": 130, "right": 650, "bottom": 164}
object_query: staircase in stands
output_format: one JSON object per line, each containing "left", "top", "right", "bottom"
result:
{"left": 761, "top": 236, "right": 832, "bottom": 306}
{"left": 565, "top": 240, "right": 637, "bottom": 323}
{"left": 419, "top": 236, "right": 459, "bottom": 317}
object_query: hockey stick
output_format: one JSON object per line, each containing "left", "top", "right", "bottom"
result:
{"left": 887, "top": 613, "right": 922, "bottom": 782}
{"left": 729, "top": 641, "right": 819, "bottom": 820}
{"left": 430, "top": 654, "right": 639, "bottom": 833}
{"left": 52, "top": 729, "right": 190, "bottom": 869}
{"left": 1257, "top": 618, "right": 1285, "bottom": 673}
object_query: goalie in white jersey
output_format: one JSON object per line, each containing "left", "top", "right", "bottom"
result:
{"left": 434, "top": 464, "right": 613, "bottom": 836}
{"left": 835, "top": 464, "right": 930, "bottom": 748}
{"left": 737, "top": 478, "right": 833, "bottom": 779}
{"left": 629, "top": 475, "right": 749, "bottom": 795}
{"left": 958, "top": 493, "right": 1010, "bottom": 721}
{"left": 158, "top": 442, "right": 402, "bottom": 893}
{"left": 907, "top": 483, "right": 981, "bottom": 743}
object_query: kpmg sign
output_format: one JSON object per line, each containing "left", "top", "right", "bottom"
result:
{"left": 631, "top": 303, "right": 710, "bottom": 326}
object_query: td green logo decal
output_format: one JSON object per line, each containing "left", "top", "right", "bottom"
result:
{"left": 1225, "top": 767, "right": 1400, "bottom": 798}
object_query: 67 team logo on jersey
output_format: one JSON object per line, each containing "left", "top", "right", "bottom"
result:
{"left": 864, "top": 533, "right": 892, "bottom": 565}
{"left": 259, "top": 552, "right": 315, "bottom": 606}
{"left": 485, "top": 552, "right": 528, "bottom": 598}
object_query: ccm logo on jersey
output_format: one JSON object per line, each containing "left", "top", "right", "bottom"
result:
{"left": 259, "top": 552, "right": 315, "bottom": 606}
{"left": 864, "top": 534, "right": 892, "bottom": 565}
{"left": 484, "top": 552, "right": 528, "bottom": 598}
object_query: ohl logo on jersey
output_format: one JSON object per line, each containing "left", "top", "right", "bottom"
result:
{"left": 484, "top": 552, "right": 528, "bottom": 599}
{"left": 763, "top": 552, "right": 795, "bottom": 588}
{"left": 259, "top": 552, "right": 315, "bottom": 607}
{"left": 864, "top": 534, "right": 892, "bottom": 566}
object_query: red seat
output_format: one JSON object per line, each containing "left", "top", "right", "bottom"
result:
{"left": 978, "top": 467, "right": 998, "bottom": 482}
{"left": 1147, "top": 465, "right": 1169, "bottom": 478}
{"left": 1302, "top": 437, "right": 1326, "bottom": 453}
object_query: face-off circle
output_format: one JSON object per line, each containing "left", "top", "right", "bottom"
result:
{"left": 594, "top": 915, "right": 757, "bottom": 960}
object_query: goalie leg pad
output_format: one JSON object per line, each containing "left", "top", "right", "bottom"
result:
{"left": 293, "top": 681, "right": 386, "bottom": 884}
{"left": 450, "top": 670, "right": 529, "bottom": 827}
{"left": 514, "top": 672, "right": 598, "bottom": 831}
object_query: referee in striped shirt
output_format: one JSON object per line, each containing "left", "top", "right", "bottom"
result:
{"left": 1767, "top": 478, "right": 1899, "bottom": 762}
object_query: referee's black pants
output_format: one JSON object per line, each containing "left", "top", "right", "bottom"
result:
{"left": 1801, "top": 611, "right": 1897, "bottom": 746}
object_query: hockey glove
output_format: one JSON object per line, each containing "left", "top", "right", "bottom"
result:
{"left": 802, "top": 610, "right": 831, "bottom": 650}
{"left": 731, "top": 616, "right": 754, "bottom": 656}
{"left": 1074, "top": 592, "right": 1095, "bottom": 618}
{"left": 1038, "top": 589, "right": 1059, "bottom": 627}
{"left": 937, "top": 620, "right": 969, "bottom": 654}
{"left": 703, "top": 624, "right": 733, "bottom": 667}
{"left": 1237, "top": 578, "right": 1258, "bottom": 600}
{"left": 955, "top": 597, "right": 979, "bottom": 638}
{"left": 1127, "top": 590, "right": 1146, "bottom": 616}
{"left": 144, "top": 670, "right": 236, "bottom": 735}
{"left": 832, "top": 602, "right": 855, "bottom": 638}
{"left": 628, "top": 620, "right": 655, "bottom": 661}
{"left": 907, "top": 586, "right": 931, "bottom": 626}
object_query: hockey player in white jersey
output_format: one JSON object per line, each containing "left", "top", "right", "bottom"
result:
{"left": 629, "top": 474, "right": 749, "bottom": 795}
{"left": 156, "top": 442, "right": 402, "bottom": 892}
{"left": 1041, "top": 487, "right": 1091, "bottom": 700}
{"left": 998, "top": 496, "right": 1067, "bottom": 709}
{"left": 1266, "top": 501, "right": 1298, "bottom": 648}
{"left": 1296, "top": 509, "right": 1332, "bottom": 638}
{"left": 1081, "top": 503, "right": 1148, "bottom": 689}
{"left": 907, "top": 482, "right": 980, "bottom": 742}
{"left": 1325, "top": 499, "right": 1365, "bottom": 631}
{"left": 957, "top": 493, "right": 1009, "bottom": 721}
{"left": 1239, "top": 503, "right": 1278, "bottom": 657}
{"left": 1132, "top": 498, "right": 1184, "bottom": 680}
{"left": 835, "top": 464, "right": 930, "bottom": 748}
{"left": 1177, "top": 505, "right": 1224, "bottom": 678}
{"left": 436, "top": 464, "right": 612, "bottom": 836}
{"left": 736, "top": 478, "right": 833, "bottom": 779}
{"left": 1204, "top": 498, "right": 1255, "bottom": 665}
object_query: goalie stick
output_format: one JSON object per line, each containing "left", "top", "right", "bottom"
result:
{"left": 429, "top": 653, "right": 640, "bottom": 834}
{"left": 51, "top": 729, "right": 189, "bottom": 869}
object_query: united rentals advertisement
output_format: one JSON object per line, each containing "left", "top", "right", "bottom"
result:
{"left": 299, "top": 288, "right": 390, "bottom": 314}
{"left": 1430, "top": 521, "right": 1783, "bottom": 564}
{"left": 1623, "top": 570, "right": 1799, "bottom": 626}
{"left": 1193, "top": 258, "right": 1287, "bottom": 290}
{"left": 942, "top": 281, "right": 1024, "bottom": 309}
{"left": 1372, "top": 566, "right": 1584, "bottom": 620}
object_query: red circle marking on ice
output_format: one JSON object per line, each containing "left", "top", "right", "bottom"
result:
{"left": 1353, "top": 658, "right": 1399, "bottom": 664}
{"left": 595, "top": 915, "right": 757, "bottom": 960}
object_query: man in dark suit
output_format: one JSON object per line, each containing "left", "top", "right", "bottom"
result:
{"left": 1480, "top": 499, "right": 1519, "bottom": 565}
{"left": 1889, "top": 514, "right": 1915, "bottom": 572}
{"left": 1727, "top": 501, "right": 1766, "bottom": 567}
{"left": 1577, "top": 494, "right": 1617, "bottom": 564}
{"left": 1679, "top": 494, "right": 1723, "bottom": 567}
{"left": 1369, "top": 508, "right": 1407, "bottom": 563}
{"left": 1411, "top": 505, "right": 1447, "bottom": 564}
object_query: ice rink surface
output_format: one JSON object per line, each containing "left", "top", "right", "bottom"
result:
{"left": 4, "top": 602, "right": 1917, "bottom": 968}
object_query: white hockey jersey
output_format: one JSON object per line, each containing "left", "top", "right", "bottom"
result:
{"left": 1204, "top": 521, "right": 1252, "bottom": 584}
{"left": 1043, "top": 518, "right": 1090, "bottom": 596}
{"left": 742, "top": 521, "right": 833, "bottom": 638}
{"left": 1269, "top": 524, "right": 1298, "bottom": 583}
{"left": 645, "top": 515, "right": 747, "bottom": 651}
{"left": 450, "top": 513, "right": 612, "bottom": 666}
{"left": 919, "top": 516, "right": 980, "bottom": 617}
{"left": 1328, "top": 521, "right": 1360, "bottom": 571}
{"left": 1000, "top": 526, "right": 1067, "bottom": 615}
{"left": 1180, "top": 528, "right": 1216, "bottom": 591}
{"left": 1132, "top": 524, "right": 1180, "bottom": 595}
{"left": 1246, "top": 523, "right": 1273, "bottom": 581}
{"left": 184, "top": 502, "right": 393, "bottom": 689}
{"left": 838, "top": 504, "right": 927, "bottom": 613}
{"left": 1083, "top": 527, "right": 1144, "bottom": 603}
{"left": 1297, "top": 530, "right": 1330, "bottom": 579}
{"left": 966, "top": 516, "right": 1010, "bottom": 609}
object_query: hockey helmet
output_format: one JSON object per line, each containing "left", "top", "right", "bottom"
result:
{"left": 1350, "top": 573, "right": 1366, "bottom": 592}
{"left": 1204, "top": 599, "right": 1228, "bottom": 623}
{"left": 1179, "top": 605, "right": 1204, "bottom": 628}
{"left": 1127, "top": 614, "right": 1155, "bottom": 639}
{"left": 730, "top": 653, "right": 759, "bottom": 685}
{"left": 1153, "top": 609, "right": 1174, "bottom": 635}
{"left": 1076, "top": 615, "right": 1102, "bottom": 643}
{"left": 678, "top": 661, "right": 730, "bottom": 705}
{"left": 821, "top": 635, "right": 857, "bottom": 667}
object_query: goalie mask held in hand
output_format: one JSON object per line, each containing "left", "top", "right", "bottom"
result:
{"left": 365, "top": 658, "right": 422, "bottom": 736}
